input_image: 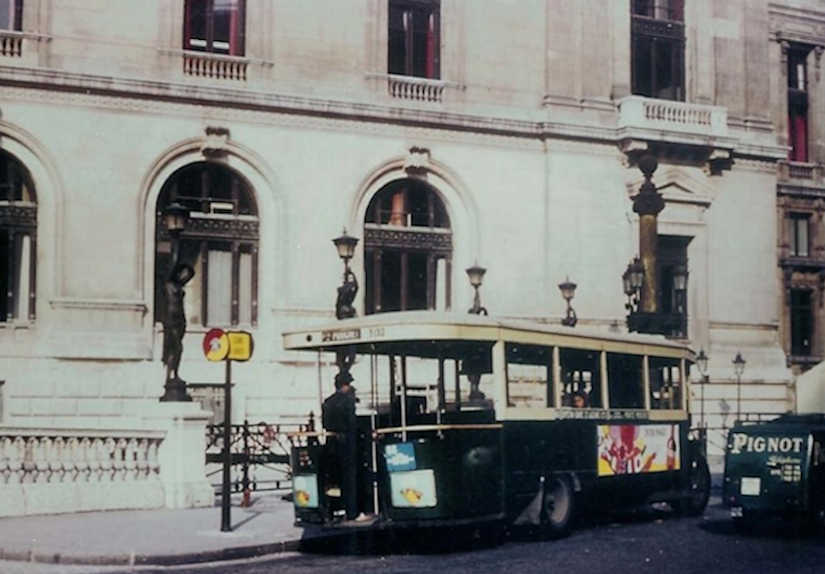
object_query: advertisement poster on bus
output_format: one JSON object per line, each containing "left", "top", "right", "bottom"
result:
{"left": 597, "top": 424, "right": 680, "bottom": 476}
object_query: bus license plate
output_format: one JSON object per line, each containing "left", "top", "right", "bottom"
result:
{"left": 740, "top": 477, "right": 761, "bottom": 496}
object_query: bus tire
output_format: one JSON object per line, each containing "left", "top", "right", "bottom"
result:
{"left": 542, "top": 475, "right": 575, "bottom": 539}
{"left": 679, "top": 455, "right": 711, "bottom": 516}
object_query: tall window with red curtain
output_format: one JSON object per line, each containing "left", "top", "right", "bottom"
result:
{"left": 184, "top": 0, "right": 245, "bottom": 57}
{"left": 0, "top": 0, "right": 22, "bottom": 31}
{"left": 388, "top": 0, "right": 440, "bottom": 79}
{"left": 788, "top": 47, "right": 809, "bottom": 163}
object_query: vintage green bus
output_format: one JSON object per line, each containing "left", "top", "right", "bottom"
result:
{"left": 723, "top": 414, "right": 825, "bottom": 529}
{"left": 285, "top": 311, "right": 709, "bottom": 536}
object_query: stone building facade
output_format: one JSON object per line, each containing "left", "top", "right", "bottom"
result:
{"left": 0, "top": 0, "right": 811, "bottom": 513}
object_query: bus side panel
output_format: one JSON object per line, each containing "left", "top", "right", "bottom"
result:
{"left": 502, "top": 420, "right": 599, "bottom": 522}
{"left": 379, "top": 428, "right": 504, "bottom": 523}
{"left": 502, "top": 420, "right": 686, "bottom": 522}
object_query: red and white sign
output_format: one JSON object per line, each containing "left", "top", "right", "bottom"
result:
{"left": 203, "top": 328, "right": 230, "bottom": 362}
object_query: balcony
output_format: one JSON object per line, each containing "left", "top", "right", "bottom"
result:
{"left": 183, "top": 51, "right": 247, "bottom": 81}
{"left": 618, "top": 96, "right": 728, "bottom": 139}
{"left": 617, "top": 96, "right": 735, "bottom": 170}
{"left": 0, "top": 30, "right": 22, "bottom": 57}
{"left": 386, "top": 74, "right": 447, "bottom": 103}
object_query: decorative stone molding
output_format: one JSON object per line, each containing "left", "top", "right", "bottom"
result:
{"left": 626, "top": 166, "right": 715, "bottom": 208}
{"left": 200, "top": 126, "right": 230, "bottom": 158}
{"left": 770, "top": 4, "right": 825, "bottom": 47}
{"left": 49, "top": 298, "right": 148, "bottom": 313}
{"left": 403, "top": 146, "right": 431, "bottom": 174}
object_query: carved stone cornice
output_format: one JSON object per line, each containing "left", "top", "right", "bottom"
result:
{"left": 770, "top": 3, "right": 825, "bottom": 46}
{"left": 201, "top": 126, "right": 230, "bottom": 158}
{"left": 0, "top": 64, "right": 789, "bottom": 163}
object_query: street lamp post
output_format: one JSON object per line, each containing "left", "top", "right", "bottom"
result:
{"left": 332, "top": 229, "right": 359, "bottom": 375}
{"left": 160, "top": 201, "right": 194, "bottom": 402}
{"left": 466, "top": 264, "right": 488, "bottom": 315}
{"left": 332, "top": 229, "right": 359, "bottom": 320}
{"left": 558, "top": 277, "right": 578, "bottom": 327}
{"left": 696, "top": 348, "right": 709, "bottom": 429}
{"left": 733, "top": 352, "right": 746, "bottom": 424}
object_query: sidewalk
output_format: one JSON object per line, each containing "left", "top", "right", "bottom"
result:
{"left": 0, "top": 491, "right": 333, "bottom": 570}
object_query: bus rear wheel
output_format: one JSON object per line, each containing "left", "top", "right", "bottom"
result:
{"left": 678, "top": 456, "right": 711, "bottom": 516}
{"left": 542, "top": 476, "right": 574, "bottom": 538}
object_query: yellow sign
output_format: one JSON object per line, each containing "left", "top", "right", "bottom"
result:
{"left": 227, "top": 331, "right": 254, "bottom": 362}
{"left": 203, "top": 328, "right": 230, "bottom": 362}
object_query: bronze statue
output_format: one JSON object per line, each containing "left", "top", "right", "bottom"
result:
{"left": 335, "top": 269, "right": 358, "bottom": 320}
{"left": 162, "top": 261, "right": 195, "bottom": 383}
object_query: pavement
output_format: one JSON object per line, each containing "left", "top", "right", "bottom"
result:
{"left": 0, "top": 490, "right": 335, "bottom": 572}
{"left": 0, "top": 468, "right": 729, "bottom": 573}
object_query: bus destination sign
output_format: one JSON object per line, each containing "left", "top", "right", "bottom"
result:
{"left": 321, "top": 328, "right": 361, "bottom": 343}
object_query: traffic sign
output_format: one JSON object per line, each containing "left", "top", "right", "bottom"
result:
{"left": 227, "top": 331, "right": 254, "bottom": 361}
{"left": 203, "top": 328, "right": 230, "bottom": 362}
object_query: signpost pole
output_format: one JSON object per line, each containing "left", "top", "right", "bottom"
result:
{"left": 221, "top": 359, "right": 232, "bottom": 532}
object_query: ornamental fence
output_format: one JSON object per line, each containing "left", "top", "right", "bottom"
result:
{"left": 205, "top": 415, "right": 316, "bottom": 501}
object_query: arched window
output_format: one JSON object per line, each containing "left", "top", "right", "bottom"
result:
{"left": 0, "top": 150, "right": 36, "bottom": 322}
{"left": 363, "top": 179, "right": 451, "bottom": 313}
{"left": 155, "top": 162, "right": 258, "bottom": 327}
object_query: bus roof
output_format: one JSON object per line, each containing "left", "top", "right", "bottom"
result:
{"left": 282, "top": 311, "right": 694, "bottom": 360}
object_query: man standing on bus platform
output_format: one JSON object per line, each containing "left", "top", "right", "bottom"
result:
{"left": 322, "top": 370, "right": 359, "bottom": 521}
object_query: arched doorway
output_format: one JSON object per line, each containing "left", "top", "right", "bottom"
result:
{"left": 154, "top": 161, "right": 259, "bottom": 328}
{"left": 363, "top": 178, "right": 451, "bottom": 313}
{"left": 0, "top": 150, "right": 37, "bottom": 322}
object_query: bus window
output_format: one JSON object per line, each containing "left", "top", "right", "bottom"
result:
{"left": 606, "top": 353, "right": 644, "bottom": 409}
{"left": 559, "top": 348, "right": 601, "bottom": 408}
{"left": 505, "top": 343, "right": 552, "bottom": 408}
{"left": 649, "top": 357, "right": 681, "bottom": 410}
{"left": 458, "top": 344, "right": 495, "bottom": 407}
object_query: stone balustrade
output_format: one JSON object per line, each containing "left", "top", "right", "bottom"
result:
{"left": 0, "top": 428, "right": 166, "bottom": 516}
{"left": 617, "top": 95, "right": 728, "bottom": 139}
{"left": 0, "top": 430, "right": 162, "bottom": 485}
{"left": 0, "top": 31, "right": 23, "bottom": 57}
{"left": 183, "top": 51, "right": 247, "bottom": 81}
{"left": 387, "top": 74, "right": 446, "bottom": 103}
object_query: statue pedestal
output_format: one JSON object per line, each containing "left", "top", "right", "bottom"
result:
{"left": 146, "top": 402, "right": 214, "bottom": 509}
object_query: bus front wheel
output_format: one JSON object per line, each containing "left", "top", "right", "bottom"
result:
{"left": 542, "top": 476, "right": 574, "bottom": 538}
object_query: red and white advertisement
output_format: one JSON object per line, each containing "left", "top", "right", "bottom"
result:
{"left": 597, "top": 424, "right": 680, "bottom": 476}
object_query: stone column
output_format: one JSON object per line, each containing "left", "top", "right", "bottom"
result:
{"left": 147, "top": 402, "right": 214, "bottom": 509}
{"left": 633, "top": 155, "right": 665, "bottom": 313}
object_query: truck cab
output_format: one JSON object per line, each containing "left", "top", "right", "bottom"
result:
{"left": 723, "top": 414, "right": 825, "bottom": 528}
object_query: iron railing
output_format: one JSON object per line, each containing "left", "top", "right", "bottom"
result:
{"left": 205, "top": 415, "right": 316, "bottom": 501}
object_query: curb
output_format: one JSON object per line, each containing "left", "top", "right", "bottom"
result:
{"left": 0, "top": 535, "right": 344, "bottom": 567}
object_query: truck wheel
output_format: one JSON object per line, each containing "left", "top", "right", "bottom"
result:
{"left": 542, "top": 476, "right": 574, "bottom": 538}
{"left": 679, "top": 456, "right": 711, "bottom": 516}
